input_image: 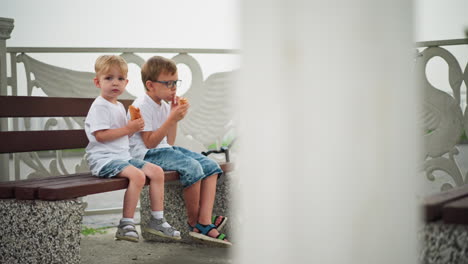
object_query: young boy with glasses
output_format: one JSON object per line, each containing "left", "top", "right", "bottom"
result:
{"left": 85, "top": 55, "right": 181, "bottom": 242}
{"left": 128, "top": 56, "right": 231, "bottom": 247}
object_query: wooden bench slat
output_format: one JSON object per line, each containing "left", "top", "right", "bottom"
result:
{"left": 442, "top": 196, "right": 468, "bottom": 224}
{"left": 218, "top": 162, "right": 233, "bottom": 174}
{"left": 3, "top": 162, "right": 234, "bottom": 201}
{"left": 0, "top": 96, "right": 133, "bottom": 117}
{"left": 423, "top": 184, "right": 468, "bottom": 222}
{"left": 0, "top": 173, "right": 93, "bottom": 198}
{"left": 38, "top": 177, "right": 130, "bottom": 200}
{"left": 18, "top": 173, "right": 173, "bottom": 200}
{"left": 36, "top": 171, "right": 190, "bottom": 200}
{"left": 37, "top": 163, "right": 234, "bottom": 201}
{"left": 15, "top": 175, "right": 96, "bottom": 200}
{"left": 162, "top": 171, "right": 180, "bottom": 182}
{"left": 0, "top": 130, "right": 88, "bottom": 153}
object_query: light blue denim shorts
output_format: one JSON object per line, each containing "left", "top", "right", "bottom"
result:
{"left": 144, "top": 146, "right": 223, "bottom": 188}
{"left": 98, "top": 159, "right": 147, "bottom": 178}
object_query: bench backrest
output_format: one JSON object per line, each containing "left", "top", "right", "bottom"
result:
{"left": 0, "top": 96, "right": 132, "bottom": 153}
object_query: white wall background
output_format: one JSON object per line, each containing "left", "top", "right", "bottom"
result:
{"left": 2, "top": 0, "right": 239, "bottom": 48}
{"left": 415, "top": 0, "right": 468, "bottom": 41}
{"left": 1, "top": 0, "right": 240, "bottom": 97}
{"left": 4, "top": 0, "right": 468, "bottom": 47}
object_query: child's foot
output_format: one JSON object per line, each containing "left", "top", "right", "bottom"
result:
{"left": 144, "top": 217, "right": 181, "bottom": 240}
{"left": 189, "top": 223, "right": 232, "bottom": 247}
{"left": 212, "top": 215, "right": 228, "bottom": 231}
{"left": 115, "top": 219, "right": 139, "bottom": 242}
{"left": 188, "top": 216, "right": 228, "bottom": 232}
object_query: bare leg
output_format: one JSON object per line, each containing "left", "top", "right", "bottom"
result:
{"left": 141, "top": 163, "right": 165, "bottom": 211}
{"left": 198, "top": 174, "right": 218, "bottom": 225}
{"left": 118, "top": 166, "right": 146, "bottom": 218}
{"left": 193, "top": 174, "right": 228, "bottom": 240}
{"left": 184, "top": 180, "right": 201, "bottom": 227}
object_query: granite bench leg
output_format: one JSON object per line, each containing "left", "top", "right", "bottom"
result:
{"left": 0, "top": 199, "right": 85, "bottom": 264}
{"left": 420, "top": 221, "right": 468, "bottom": 264}
{"left": 140, "top": 175, "right": 234, "bottom": 243}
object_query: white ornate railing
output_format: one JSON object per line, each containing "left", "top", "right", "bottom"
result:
{"left": 416, "top": 38, "right": 468, "bottom": 193}
{"left": 0, "top": 18, "right": 239, "bottom": 182}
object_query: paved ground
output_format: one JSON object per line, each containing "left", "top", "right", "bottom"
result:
{"left": 80, "top": 225, "right": 233, "bottom": 264}
{"left": 79, "top": 179, "right": 236, "bottom": 264}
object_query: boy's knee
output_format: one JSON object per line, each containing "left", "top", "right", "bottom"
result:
{"left": 152, "top": 164, "right": 164, "bottom": 175}
{"left": 131, "top": 170, "right": 146, "bottom": 188}
{"left": 146, "top": 163, "right": 164, "bottom": 182}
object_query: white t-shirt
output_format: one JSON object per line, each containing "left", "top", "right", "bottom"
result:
{"left": 85, "top": 96, "right": 132, "bottom": 176}
{"left": 128, "top": 94, "right": 172, "bottom": 160}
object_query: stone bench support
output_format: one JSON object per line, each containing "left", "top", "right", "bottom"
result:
{"left": 140, "top": 175, "right": 234, "bottom": 243}
{"left": 420, "top": 222, "right": 468, "bottom": 264}
{"left": 0, "top": 199, "right": 85, "bottom": 264}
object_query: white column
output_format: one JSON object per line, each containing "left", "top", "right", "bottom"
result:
{"left": 0, "top": 17, "right": 14, "bottom": 182}
{"left": 235, "top": 1, "right": 419, "bottom": 263}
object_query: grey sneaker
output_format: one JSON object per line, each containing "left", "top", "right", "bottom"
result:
{"left": 144, "top": 217, "right": 181, "bottom": 240}
{"left": 115, "top": 220, "right": 139, "bottom": 242}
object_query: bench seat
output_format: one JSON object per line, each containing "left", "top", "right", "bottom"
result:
{"left": 423, "top": 184, "right": 468, "bottom": 224}
{"left": 0, "top": 162, "right": 233, "bottom": 201}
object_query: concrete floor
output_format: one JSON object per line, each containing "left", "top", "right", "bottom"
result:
{"left": 80, "top": 171, "right": 236, "bottom": 264}
{"left": 80, "top": 225, "right": 233, "bottom": 264}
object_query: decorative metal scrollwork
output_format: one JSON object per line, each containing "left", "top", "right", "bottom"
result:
{"left": 418, "top": 46, "right": 468, "bottom": 191}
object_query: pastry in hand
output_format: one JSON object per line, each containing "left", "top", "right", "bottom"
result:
{"left": 179, "top": 97, "right": 188, "bottom": 105}
{"left": 129, "top": 105, "right": 142, "bottom": 120}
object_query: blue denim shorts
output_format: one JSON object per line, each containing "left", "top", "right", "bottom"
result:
{"left": 144, "top": 146, "right": 223, "bottom": 188}
{"left": 98, "top": 159, "right": 147, "bottom": 178}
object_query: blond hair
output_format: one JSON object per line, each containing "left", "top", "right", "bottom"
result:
{"left": 94, "top": 55, "right": 128, "bottom": 76}
{"left": 141, "top": 56, "right": 177, "bottom": 91}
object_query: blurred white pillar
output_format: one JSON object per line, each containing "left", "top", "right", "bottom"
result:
{"left": 235, "top": 1, "right": 419, "bottom": 263}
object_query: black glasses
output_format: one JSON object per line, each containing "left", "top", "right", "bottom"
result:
{"left": 153, "top": 80, "right": 182, "bottom": 89}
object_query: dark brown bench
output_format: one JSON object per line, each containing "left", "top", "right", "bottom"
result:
{"left": 423, "top": 184, "right": 468, "bottom": 225}
{"left": 0, "top": 95, "right": 234, "bottom": 263}
{"left": 0, "top": 95, "right": 233, "bottom": 201}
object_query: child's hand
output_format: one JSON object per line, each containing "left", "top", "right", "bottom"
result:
{"left": 169, "top": 101, "right": 189, "bottom": 122}
{"left": 171, "top": 95, "right": 178, "bottom": 106}
{"left": 127, "top": 118, "right": 144, "bottom": 133}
